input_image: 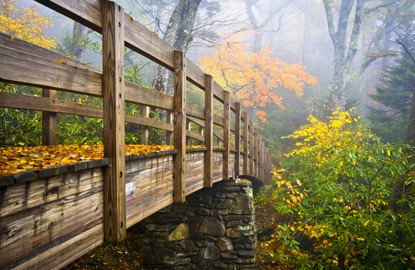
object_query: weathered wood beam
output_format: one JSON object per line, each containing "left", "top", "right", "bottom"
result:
{"left": 35, "top": 0, "right": 102, "bottom": 33}
{"left": 186, "top": 119, "right": 192, "bottom": 145}
{"left": 242, "top": 112, "right": 249, "bottom": 175}
{"left": 249, "top": 121, "right": 254, "bottom": 176}
{"left": 187, "top": 116, "right": 224, "bottom": 143}
{"left": 0, "top": 32, "right": 97, "bottom": 72}
{"left": 204, "top": 75, "right": 213, "bottom": 188}
{"left": 173, "top": 50, "right": 186, "bottom": 203}
{"left": 254, "top": 128, "right": 259, "bottom": 178}
{"left": 0, "top": 92, "right": 173, "bottom": 132}
{"left": 102, "top": 0, "right": 126, "bottom": 243}
{"left": 140, "top": 106, "right": 150, "bottom": 144}
{"left": 235, "top": 102, "right": 241, "bottom": 177}
{"left": 0, "top": 45, "right": 102, "bottom": 96}
{"left": 125, "top": 82, "right": 173, "bottom": 111}
{"left": 166, "top": 112, "right": 173, "bottom": 145}
{"left": 42, "top": 89, "right": 57, "bottom": 146}
{"left": 223, "top": 91, "right": 230, "bottom": 179}
{"left": 186, "top": 130, "right": 204, "bottom": 143}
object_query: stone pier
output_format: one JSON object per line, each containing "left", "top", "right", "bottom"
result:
{"left": 141, "top": 179, "right": 257, "bottom": 269}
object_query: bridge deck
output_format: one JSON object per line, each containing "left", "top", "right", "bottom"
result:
{"left": 0, "top": 149, "right": 242, "bottom": 270}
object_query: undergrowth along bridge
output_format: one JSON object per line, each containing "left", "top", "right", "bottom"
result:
{"left": 0, "top": 0, "right": 272, "bottom": 269}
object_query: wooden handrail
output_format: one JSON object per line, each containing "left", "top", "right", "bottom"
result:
{"left": 0, "top": 0, "right": 274, "bottom": 244}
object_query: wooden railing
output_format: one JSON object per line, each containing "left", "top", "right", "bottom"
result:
{"left": 0, "top": 0, "right": 272, "bottom": 243}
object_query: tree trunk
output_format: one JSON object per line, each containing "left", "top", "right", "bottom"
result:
{"left": 243, "top": 0, "right": 291, "bottom": 53}
{"left": 324, "top": 0, "right": 365, "bottom": 111}
{"left": 70, "top": 22, "right": 90, "bottom": 62}
{"left": 156, "top": 0, "right": 202, "bottom": 95}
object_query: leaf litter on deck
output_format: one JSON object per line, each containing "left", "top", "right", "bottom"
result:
{"left": 0, "top": 144, "right": 205, "bottom": 177}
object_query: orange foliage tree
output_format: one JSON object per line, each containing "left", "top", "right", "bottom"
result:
{"left": 0, "top": 0, "right": 56, "bottom": 49}
{"left": 200, "top": 43, "right": 317, "bottom": 122}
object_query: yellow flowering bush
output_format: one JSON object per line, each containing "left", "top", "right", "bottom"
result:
{"left": 259, "top": 109, "right": 415, "bottom": 269}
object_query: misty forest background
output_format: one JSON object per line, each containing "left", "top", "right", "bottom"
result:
{"left": 1, "top": 0, "right": 415, "bottom": 269}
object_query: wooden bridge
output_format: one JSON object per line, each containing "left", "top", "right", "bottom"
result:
{"left": 0, "top": 1, "right": 272, "bottom": 269}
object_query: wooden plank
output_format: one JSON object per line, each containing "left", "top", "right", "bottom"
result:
{"left": 125, "top": 82, "right": 173, "bottom": 111}
{"left": 186, "top": 59, "right": 205, "bottom": 90}
{"left": 254, "top": 127, "right": 259, "bottom": 178}
{"left": 186, "top": 102, "right": 204, "bottom": 120}
{"left": 173, "top": 51, "right": 186, "bottom": 203}
{"left": 242, "top": 112, "right": 249, "bottom": 175}
{"left": 140, "top": 106, "right": 150, "bottom": 144}
{"left": 14, "top": 224, "right": 103, "bottom": 270}
{"left": 261, "top": 140, "right": 265, "bottom": 181}
{"left": 213, "top": 82, "right": 224, "bottom": 103}
{"left": 1, "top": 191, "right": 103, "bottom": 270}
{"left": 125, "top": 155, "right": 174, "bottom": 228}
{"left": 35, "top": 0, "right": 102, "bottom": 33}
{"left": 235, "top": 102, "right": 241, "bottom": 177}
{"left": 258, "top": 137, "right": 263, "bottom": 180}
{"left": 0, "top": 92, "right": 173, "bottom": 132}
{"left": 186, "top": 119, "right": 191, "bottom": 145}
{"left": 0, "top": 92, "right": 102, "bottom": 117}
{"left": 0, "top": 45, "right": 102, "bottom": 96}
{"left": 0, "top": 169, "right": 104, "bottom": 218}
{"left": 204, "top": 75, "right": 213, "bottom": 188}
{"left": 166, "top": 112, "right": 173, "bottom": 145}
{"left": 42, "top": 89, "right": 57, "bottom": 146}
{"left": 249, "top": 121, "right": 254, "bottom": 176}
{"left": 186, "top": 130, "right": 204, "bottom": 143}
{"left": 212, "top": 151, "right": 224, "bottom": 183}
{"left": 124, "top": 14, "right": 174, "bottom": 70}
{"left": 102, "top": 1, "right": 126, "bottom": 243}
{"left": 185, "top": 152, "right": 204, "bottom": 195}
{"left": 0, "top": 33, "right": 98, "bottom": 72}
{"left": 188, "top": 116, "right": 224, "bottom": 143}
{"left": 223, "top": 91, "right": 230, "bottom": 180}
{"left": 0, "top": 168, "right": 104, "bottom": 269}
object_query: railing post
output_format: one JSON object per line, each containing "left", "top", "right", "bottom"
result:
{"left": 235, "top": 102, "right": 241, "bottom": 177}
{"left": 173, "top": 50, "right": 186, "bottom": 203}
{"left": 253, "top": 127, "right": 258, "bottom": 177}
{"left": 258, "top": 136, "right": 262, "bottom": 180}
{"left": 42, "top": 89, "right": 57, "bottom": 145}
{"left": 249, "top": 121, "right": 254, "bottom": 176}
{"left": 102, "top": 0, "right": 126, "bottom": 243}
{"left": 223, "top": 91, "right": 230, "bottom": 179}
{"left": 242, "top": 112, "right": 248, "bottom": 175}
{"left": 204, "top": 74, "right": 213, "bottom": 188}
{"left": 186, "top": 119, "right": 191, "bottom": 145}
{"left": 259, "top": 139, "right": 265, "bottom": 181}
{"left": 166, "top": 112, "right": 173, "bottom": 145}
{"left": 255, "top": 130, "right": 259, "bottom": 178}
{"left": 140, "top": 106, "right": 149, "bottom": 144}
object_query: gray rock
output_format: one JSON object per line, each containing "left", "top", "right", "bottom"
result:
{"left": 202, "top": 244, "right": 221, "bottom": 260}
{"left": 216, "top": 237, "right": 233, "bottom": 251}
{"left": 168, "top": 223, "right": 189, "bottom": 241}
{"left": 199, "top": 217, "right": 225, "bottom": 236}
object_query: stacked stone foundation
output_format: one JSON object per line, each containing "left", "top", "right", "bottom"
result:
{"left": 142, "top": 179, "right": 256, "bottom": 269}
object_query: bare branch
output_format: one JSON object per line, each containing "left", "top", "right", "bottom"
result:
{"left": 363, "top": 0, "right": 400, "bottom": 17}
{"left": 394, "top": 39, "right": 415, "bottom": 65}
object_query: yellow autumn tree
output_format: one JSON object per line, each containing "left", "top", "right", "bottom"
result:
{"left": 200, "top": 43, "right": 317, "bottom": 122}
{"left": 0, "top": 0, "right": 56, "bottom": 49}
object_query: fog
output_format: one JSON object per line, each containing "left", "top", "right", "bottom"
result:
{"left": 12, "top": 0, "right": 415, "bottom": 142}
